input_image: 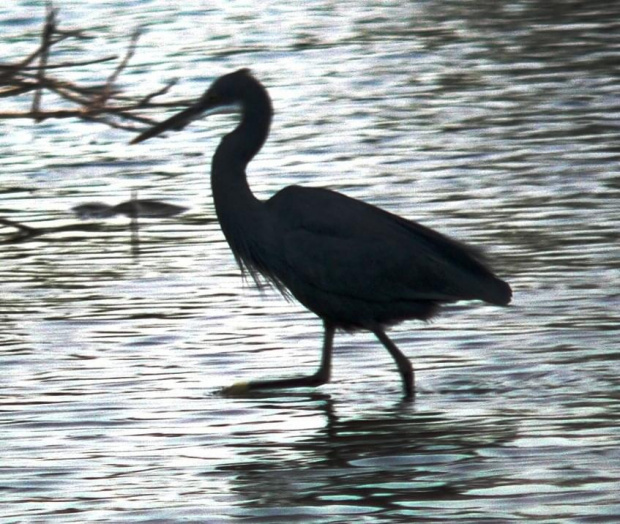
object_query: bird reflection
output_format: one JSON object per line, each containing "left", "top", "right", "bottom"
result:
{"left": 72, "top": 198, "right": 187, "bottom": 219}
{"left": 215, "top": 394, "right": 516, "bottom": 517}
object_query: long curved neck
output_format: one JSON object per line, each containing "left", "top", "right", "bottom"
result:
{"left": 220, "top": 99, "right": 272, "bottom": 170}
{"left": 211, "top": 80, "right": 272, "bottom": 202}
{"left": 210, "top": 80, "right": 273, "bottom": 258}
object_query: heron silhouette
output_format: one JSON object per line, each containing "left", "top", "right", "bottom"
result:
{"left": 131, "top": 68, "right": 511, "bottom": 398}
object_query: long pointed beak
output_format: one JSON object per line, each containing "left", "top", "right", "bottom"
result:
{"left": 130, "top": 103, "right": 206, "bottom": 144}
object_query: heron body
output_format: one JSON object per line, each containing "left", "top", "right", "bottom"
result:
{"left": 132, "top": 68, "right": 511, "bottom": 398}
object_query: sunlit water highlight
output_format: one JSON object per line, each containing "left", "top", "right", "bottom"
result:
{"left": 1, "top": 1, "right": 618, "bottom": 522}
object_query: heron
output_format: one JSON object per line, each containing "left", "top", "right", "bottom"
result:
{"left": 131, "top": 68, "right": 511, "bottom": 398}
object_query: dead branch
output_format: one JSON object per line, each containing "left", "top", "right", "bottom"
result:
{"left": 0, "top": 216, "right": 103, "bottom": 243}
{"left": 0, "top": 3, "right": 189, "bottom": 134}
{"left": 94, "top": 29, "right": 141, "bottom": 110}
{"left": 31, "top": 2, "right": 57, "bottom": 119}
{"left": 10, "top": 55, "right": 118, "bottom": 71}
{"left": 137, "top": 78, "right": 179, "bottom": 107}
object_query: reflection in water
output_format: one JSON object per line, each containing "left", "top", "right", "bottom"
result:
{"left": 222, "top": 395, "right": 517, "bottom": 521}
{"left": 1, "top": 0, "right": 619, "bottom": 522}
{"left": 72, "top": 199, "right": 188, "bottom": 219}
{"left": 217, "top": 390, "right": 618, "bottom": 521}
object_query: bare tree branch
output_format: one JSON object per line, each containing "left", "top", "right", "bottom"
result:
{"left": 31, "top": 2, "right": 57, "bottom": 119}
{"left": 11, "top": 55, "right": 118, "bottom": 71}
{"left": 0, "top": 3, "right": 188, "bottom": 134}
{"left": 137, "top": 78, "right": 179, "bottom": 107}
{"left": 0, "top": 217, "right": 103, "bottom": 244}
{"left": 94, "top": 29, "right": 141, "bottom": 109}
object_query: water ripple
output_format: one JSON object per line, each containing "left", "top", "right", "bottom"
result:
{"left": 2, "top": 1, "right": 619, "bottom": 522}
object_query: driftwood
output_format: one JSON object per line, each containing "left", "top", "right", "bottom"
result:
{"left": 1, "top": 191, "right": 187, "bottom": 248}
{"left": 0, "top": 217, "right": 103, "bottom": 243}
{"left": 0, "top": 2, "right": 192, "bottom": 133}
{"left": 1, "top": 215, "right": 139, "bottom": 257}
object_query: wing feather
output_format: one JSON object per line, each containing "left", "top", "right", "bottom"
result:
{"left": 266, "top": 186, "right": 511, "bottom": 306}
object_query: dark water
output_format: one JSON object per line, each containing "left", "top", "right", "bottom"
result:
{"left": 1, "top": 1, "right": 619, "bottom": 522}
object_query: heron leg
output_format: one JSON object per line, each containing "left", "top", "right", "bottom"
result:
{"left": 372, "top": 329, "right": 415, "bottom": 399}
{"left": 244, "top": 321, "right": 335, "bottom": 391}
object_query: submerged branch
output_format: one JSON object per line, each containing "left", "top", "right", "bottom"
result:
{"left": 0, "top": 216, "right": 118, "bottom": 245}
{"left": 0, "top": 217, "right": 102, "bottom": 243}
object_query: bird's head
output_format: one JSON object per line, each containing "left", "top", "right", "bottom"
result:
{"left": 130, "top": 68, "right": 258, "bottom": 144}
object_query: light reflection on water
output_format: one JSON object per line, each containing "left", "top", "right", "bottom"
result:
{"left": 1, "top": 1, "right": 619, "bottom": 522}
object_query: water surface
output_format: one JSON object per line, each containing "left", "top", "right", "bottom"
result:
{"left": 1, "top": 1, "right": 618, "bottom": 522}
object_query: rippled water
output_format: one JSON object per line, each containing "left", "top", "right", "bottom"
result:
{"left": 2, "top": 1, "right": 619, "bottom": 522}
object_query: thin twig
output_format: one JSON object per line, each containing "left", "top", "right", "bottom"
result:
{"left": 32, "top": 2, "right": 57, "bottom": 119}
{"left": 0, "top": 5, "right": 187, "bottom": 132}
{"left": 0, "top": 110, "right": 90, "bottom": 120}
{"left": 0, "top": 217, "right": 103, "bottom": 244}
{"left": 0, "top": 217, "right": 37, "bottom": 234}
{"left": 15, "top": 55, "right": 118, "bottom": 71}
{"left": 137, "top": 78, "right": 178, "bottom": 106}
{"left": 54, "top": 27, "right": 92, "bottom": 40}
{"left": 80, "top": 113, "right": 155, "bottom": 131}
{"left": 0, "top": 84, "right": 39, "bottom": 98}
{"left": 94, "top": 29, "right": 140, "bottom": 109}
